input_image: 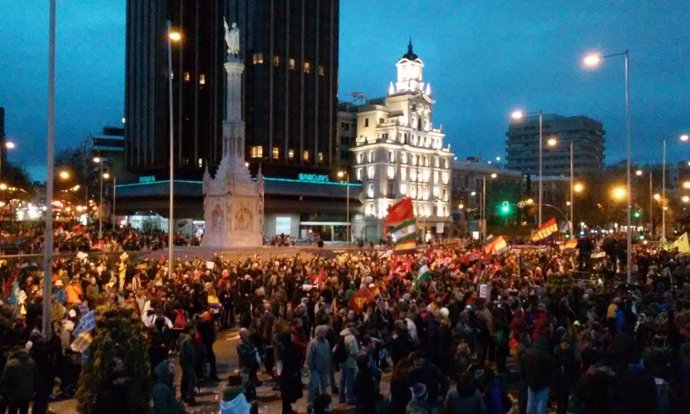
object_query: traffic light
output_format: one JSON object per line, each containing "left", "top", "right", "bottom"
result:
{"left": 633, "top": 210, "right": 641, "bottom": 219}
{"left": 500, "top": 201, "right": 511, "bottom": 215}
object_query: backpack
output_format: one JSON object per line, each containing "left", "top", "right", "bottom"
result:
{"left": 332, "top": 336, "right": 348, "bottom": 364}
{"left": 173, "top": 309, "right": 186, "bottom": 329}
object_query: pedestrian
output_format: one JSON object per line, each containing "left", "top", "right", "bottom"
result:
{"left": 354, "top": 354, "right": 379, "bottom": 414}
{"left": 237, "top": 327, "right": 261, "bottom": 386}
{"left": 178, "top": 323, "right": 198, "bottom": 406}
{"left": 406, "top": 382, "right": 433, "bottom": 414}
{"left": 0, "top": 345, "right": 37, "bottom": 414}
{"left": 277, "top": 331, "right": 302, "bottom": 414}
{"left": 443, "top": 371, "right": 486, "bottom": 414}
{"left": 339, "top": 324, "right": 359, "bottom": 405}
{"left": 519, "top": 338, "right": 554, "bottom": 414}
{"left": 307, "top": 324, "right": 332, "bottom": 412}
{"left": 198, "top": 310, "right": 220, "bottom": 381}
{"left": 152, "top": 360, "right": 182, "bottom": 414}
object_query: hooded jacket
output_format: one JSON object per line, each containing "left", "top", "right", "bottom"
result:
{"left": 0, "top": 349, "right": 37, "bottom": 402}
{"left": 219, "top": 385, "right": 251, "bottom": 414}
{"left": 152, "top": 361, "right": 180, "bottom": 414}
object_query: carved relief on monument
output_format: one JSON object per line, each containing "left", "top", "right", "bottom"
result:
{"left": 211, "top": 204, "right": 224, "bottom": 232}
{"left": 234, "top": 206, "right": 253, "bottom": 232}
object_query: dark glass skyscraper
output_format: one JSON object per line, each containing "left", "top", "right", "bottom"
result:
{"left": 124, "top": 0, "right": 339, "bottom": 179}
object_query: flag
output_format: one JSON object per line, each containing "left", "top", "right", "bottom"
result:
{"left": 531, "top": 218, "right": 558, "bottom": 242}
{"left": 483, "top": 236, "right": 508, "bottom": 255}
{"left": 73, "top": 310, "right": 97, "bottom": 337}
{"left": 662, "top": 232, "right": 690, "bottom": 254}
{"left": 561, "top": 238, "right": 578, "bottom": 251}
{"left": 70, "top": 332, "right": 93, "bottom": 353}
{"left": 385, "top": 198, "right": 417, "bottom": 253}
{"left": 309, "top": 269, "right": 325, "bottom": 286}
{"left": 413, "top": 263, "right": 431, "bottom": 289}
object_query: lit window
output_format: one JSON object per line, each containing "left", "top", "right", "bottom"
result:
{"left": 303, "top": 61, "right": 311, "bottom": 74}
{"left": 442, "top": 172, "right": 449, "bottom": 184}
{"left": 367, "top": 183, "right": 374, "bottom": 198}
{"left": 250, "top": 145, "right": 263, "bottom": 158}
{"left": 401, "top": 167, "right": 407, "bottom": 180}
{"left": 184, "top": 72, "right": 191, "bottom": 81}
{"left": 401, "top": 153, "right": 408, "bottom": 164}
{"left": 400, "top": 183, "right": 407, "bottom": 195}
{"left": 356, "top": 168, "right": 363, "bottom": 180}
{"left": 368, "top": 151, "right": 374, "bottom": 163}
{"left": 289, "top": 58, "right": 295, "bottom": 70}
{"left": 388, "top": 151, "right": 395, "bottom": 163}
{"left": 198, "top": 158, "right": 203, "bottom": 168}
{"left": 303, "top": 150, "right": 310, "bottom": 161}
{"left": 434, "top": 157, "right": 439, "bottom": 167}
{"left": 433, "top": 171, "right": 439, "bottom": 182}
{"left": 387, "top": 166, "right": 395, "bottom": 179}
{"left": 318, "top": 65, "right": 325, "bottom": 76}
{"left": 367, "top": 166, "right": 375, "bottom": 179}
{"left": 433, "top": 186, "right": 439, "bottom": 197}
{"left": 252, "top": 53, "right": 264, "bottom": 64}
{"left": 273, "top": 55, "right": 280, "bottom": 66}
{"left": 317, "top": 152, "right": 323, "bottom": 162}
{"left": 357, "top": 153, "right": 364, "bottom": 164}
{"left": 272, "top": 147, "right": 279, "bottom": 160}
{"left": 199, "top": 74, "right": 206, "bottom": 85}
{"left": 288, "top": 149, "right": 295, "bottom": 160}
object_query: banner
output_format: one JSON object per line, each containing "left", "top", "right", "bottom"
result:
{"left": 561, "top": 238, "right": 578, "bottom": 251}
{"left": 413, "top": 263, "right": 431, "bottom": 289}
{"left": 531, "top": 218, "right": 558, "bottom": 242}
{"left": 661, "top": 232, "right": 690, "bottom": 254}
{"left": 73, "top": 310, "right": 97, "bottom": 337}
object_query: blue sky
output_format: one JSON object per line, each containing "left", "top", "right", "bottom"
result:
{"left": 1, "top": 0, "right": 689, "bottom": 180}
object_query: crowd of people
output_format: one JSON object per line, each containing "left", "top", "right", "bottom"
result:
{"left": 0, "top": 232, "right": 689, "bottom": 414}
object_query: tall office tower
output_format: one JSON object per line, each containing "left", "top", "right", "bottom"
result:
{"left": 124, "top": 0, "right": 228, "bottom": 176}
{"left": 227, "top": 0, "right": 339, "bottom": 177}
{"left": 506, "top": 114, "right": 605, "bottom": 176}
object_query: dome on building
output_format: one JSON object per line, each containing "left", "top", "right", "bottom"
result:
{"left": 401, "top": 38, "right": 420, "bottom": 61}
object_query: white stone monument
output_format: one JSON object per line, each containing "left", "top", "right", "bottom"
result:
{"left": 202, "top": 21, "right": 264, "bottom": 248}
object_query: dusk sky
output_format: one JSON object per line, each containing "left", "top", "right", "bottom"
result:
{"left": 1, "top": 0, "right": 689, "bottom": 180}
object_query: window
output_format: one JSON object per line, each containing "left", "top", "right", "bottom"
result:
{"left": 401, "top": 167, "right": 407, "bottom": 180}
{"left": 250, "top": 145, "right": 263, "bottom": 158}
{"left": 442, "top": 172, "right": 449, "bottom": 184}
{"left": 387, "top": 166, "right": 395, "bottom": 179}
{"left": 387, "top": 181, "right": 395, "bottom": 197}
{"left": 357, "top": 153, "right": 364, "bottom": 164}
{"left": 340, "top": 122, "right": 349, "bottom": 131}
{"left": 318, "top": 65, "right": 325, "bottom": 76}
{"left": 289, "top": 58, "right": 295, "bottom": 70}
{"left": 317, "top": 152, "right": 323, "bottom": 162}
{"left": 367, "top": 151, "right": 374, "bottom": 163}
{"left": 379, "top": 118, "right": 385, "bottom": 125}
{"left": 367, "top": 166, "right": 375, "bottom": 179}
{"left": 303, "top": 150, "right": 310, "bottom": 161}
{"left": 303, "top": 61, "right": 311, "bottom": 74}
{"left": 367, "top": 183, "right": 374, "bottom": 198}
{"left": 368, "top": 203, "right": 375, "bottom": 215}
{"left": 400, "top": 183, "right": 407, "bottom": 195}
{"left": 288, "top": 149, "right": 295, "bottom": 160}
{"left": 272, "top": 147, "right": 280, "bottom": 160}
{"left": 184, "top": 71, "right": 191, "bottom": 81}
{"left": 199, "top": 74, "right": 206, "bottom": 85}
{"left": 442, "top": 188, "right": 448, "bottom": 201}
{"left": 197, "top": 158, "right": 203, "bottom": 168}
{"left": 356, "top": 168, "right": 363, "bottom": 181}
{"left": 273, "top": 55, "right": 280, "bottom": 66}
{"left": 364, "top": 118, "right": 369, "bottom": 127}
{"left": 388, "top": 151, "right": 395, "bottom": 163}
{"left": 401, "top": 153, "right": 407, "bottom": 164}
{"left": 252, "top": 53, "right": 264, "bottom": 64}
{"left": 434, "top": 156, "right": 439, "bottom": 168}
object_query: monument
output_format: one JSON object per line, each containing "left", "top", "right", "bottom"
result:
{"left": 202, "top": 20, "right": 264, "bottom": 248}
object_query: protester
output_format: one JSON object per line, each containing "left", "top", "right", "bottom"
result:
{"left": 0, "top": 345, "right": 37, "bottom": 414}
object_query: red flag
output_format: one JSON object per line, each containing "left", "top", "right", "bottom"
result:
{"left": 348, "top": 288, "right": 371, "bottom": 313}
{"left": 531, "top": 218, "right": 558, "bottom": 242}
{"left": 385, "top": 198, "right": 414, "bottom": 227}
{"left": 309, "top": 269, "right": 325, "bottom": 286}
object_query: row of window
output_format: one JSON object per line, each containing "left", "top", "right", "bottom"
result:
{"left": 251, "top": 53, "right": 326, "bottom": 76}
{"left": 355, "top": 165, "right": 450, "bottom": 184}
{"left": 183, "top": 72, "right": 205, "bottom": 85}
{"left": 365, "top": 203, "right": 448, "bottom": 218}
{"left": 356, "top": 150, "right": 450, "bottom": 168}
{"left": 249, "top": 145, "right": 324, "bottom": 162}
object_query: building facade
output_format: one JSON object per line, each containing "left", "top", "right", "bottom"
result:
{"left": 124, "top": 0, "right": 339, "bottom": 180}
{"left": 336, "top": 102, "right": 357, "bottom": 168}
{"left": 506, "top": 114, "right": 605, "bottom": 176}
{"left": 351, "top": 42, "right": 453, "bottom": 241}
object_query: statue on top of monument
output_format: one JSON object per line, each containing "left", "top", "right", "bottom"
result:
{"left": 223, "top": 18, "right": 240, "bottom": 57}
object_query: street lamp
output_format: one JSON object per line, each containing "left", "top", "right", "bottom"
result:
{"left": 661, "top": 134, "right": 689, "bottom": 241}
{"left": 583, "top": 49, "right": 632, "bottom": 283}
{"left": 636, "top": 169, "right": 654, "bottom": 237}
{"left": 167, "top": 24, "right": 182, "bottom": 276}
{"left": 0, "top": 140, "right": 16, "bottom": 179}
{"left": 480, "top": 173, "right": 498, "bottom": 241}
{"left": 93, "top": 156, "right": 104, "bottom": 239}
{"left": 611, "top": 186, "right": 627, "bottom": 201}
{"left": 511, "top": 109, "right": 545, "bottom": 224}
{"left": 58, "top": 170, "right": 71, "bottom": 180}
{"left": 337, "top": 170, "right": 350, "bottom": 244}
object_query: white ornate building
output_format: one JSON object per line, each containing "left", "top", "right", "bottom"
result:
{"left": 351, "top": 41, "right": 453, "bottom": 241}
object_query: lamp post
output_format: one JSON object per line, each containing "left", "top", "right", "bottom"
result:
{"left": 511, "top": 110, "right": 545, "bottom": 224}
{"left": 584, "top": 50, "right": 632, "bottom": 283}
{"left": 42, "top": 0, "right": 57, "bottom": 339}
{"left": 660, "top": 134, "right": 689, "bottom": 241}
{"left": 0, "top": 141, "right": 16, "bottom": 179}
{"left": 337, "top": 170, "right": 350, "bottom": 244}
{"left": 167, "top": 23, "right": 181, "bottom": 276}
{"left": 636, "top": 169, "right": 653, "bottom": 238}
{"left": 93, "top": 157, "right": 103, "bottom": 239}
{"left": 480, "top": 172, "right": 498, "bottom": 241}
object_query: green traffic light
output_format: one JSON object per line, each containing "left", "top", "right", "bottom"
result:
{"left": 500, "top": 201, "right": 510, "bottom": 214}
{"left": 633, "top": 211, "right": 641, "bottom": 218}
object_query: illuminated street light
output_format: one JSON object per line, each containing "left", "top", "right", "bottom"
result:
{"left": 93, "top": 156, "right": 101, "bottom": 163}
{"left": 682, "top": 195, "right": 690, "bottom": 203}
{"left": 0, "top": 183, "right": 7, "bottom": 191}
{"left": 470, "top": 191, "right": 477, "bottom": 196}
{"left": 510, "top": 110, "right": 524, "bottom": 120}
{"left": 490, "top": 173, "right": 498, "bottom": 179}
{"left": 58, "top": 170, "right": 71, "bottom": 180}
{"left": 168, "top": 30, "right": 182, "bottom": 42}
{"left": 635, "top": 169, "right": 643, "bottom": 176}
{"left": 653, "top": 193, "right": 662, "bottom": 202}
{"left": 681, "top": 134, "right": 689, "bottom": 142}
{"left": 611, "top": 186, "right": 627, "bottom": 201}
{"left": 546, "top": 137, "right": 558, "bottom": 147}
{"left": 583, "top": 53, "right": 602, "bottom": 67}
{"left": 103, "top": 172, "right": 111, "bottom": 180}
{"left": 573, "top": 183, "right": 584, "bottom": 193}
{"left": 458, "top": 203, "right": 464, "bottom": 209}
{"left": 683, "top": 181, "right": 690, "bottom": 190}
{"left": 4, "top": 141, "right": 16, "bottom": 150}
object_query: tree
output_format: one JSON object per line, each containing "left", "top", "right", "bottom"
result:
{"left": 76, "top": 308, "right": 151, "bottom": 414}
{"left": 1, "top": 161, "right": 34, "bottom": 198}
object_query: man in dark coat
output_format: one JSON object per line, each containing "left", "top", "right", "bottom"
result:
{"left": 0, "top": 346, "right": 37, "bottom": 414}
{"left": 197, "top": 311, "right": 220, "bottom": 381}
{"left": 276, "top": 331, "right": 302, "bottom": 414}
{"left": 178, "top": 323, "right": 198, "bottom": 405}
{"left": 519, "top": 338, "right": 554, "bottom": 414}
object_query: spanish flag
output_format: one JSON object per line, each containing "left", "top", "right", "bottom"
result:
{"left": 386, "top": 198, "right": 417, "bottom": 253}
{"left": 531, "top": 218, "right": 558, "bottom": 243}
{"left": 561, "top": 238, "right": 578, "bottom": 251}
